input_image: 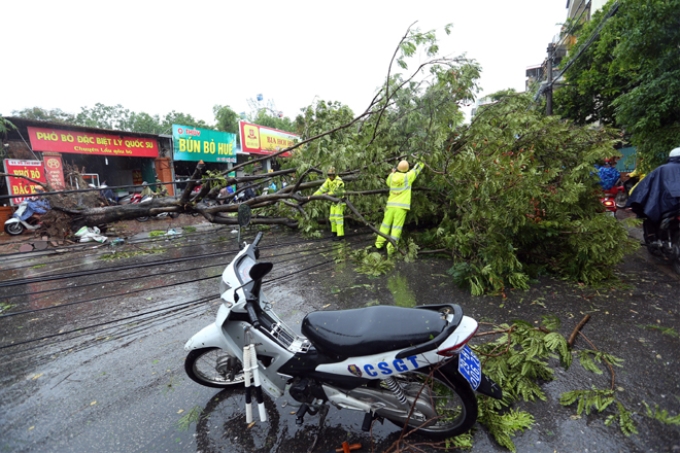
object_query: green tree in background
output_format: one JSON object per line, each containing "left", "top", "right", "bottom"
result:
{"left": 161, "top": 110, "right": 211, "bottom": 132}
{"left": 249, "top": 108, "right": 296, "bottom": 133}
{"left": 120, "top": 111, "right": 164, "bottom": 134}
{"left": 213, "top": 104, "right": 240, "bottom": 134}
{"left": 11, "top": 104, "right": 215, "bottom": 134}
{"left": 11, "top": 107, "right": 77, "bottom": 124}
{"left": 555, "top": 0, "right": 680, "bottom": 169}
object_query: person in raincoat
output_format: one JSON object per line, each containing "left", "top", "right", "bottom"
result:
{"left": 155, "top": 178, "right": 169, "bottom": 197}
{"left": 375, "top": 158, "right": 423, "bottom": 255}
{"left": 626, "top": 147, "right": 680, "bottom": 224}
{"left": 308, "top": 167, "right": 345, "bottom": 240}
{"left": 140, "top": 182, "right": 155, "bottom": 198}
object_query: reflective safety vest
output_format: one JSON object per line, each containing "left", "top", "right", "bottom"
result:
{"left": 386, "top": 163, "right": 423, "bottom": 210}
{"left": 313, "top": 176, "right": 345, "bottom": 204}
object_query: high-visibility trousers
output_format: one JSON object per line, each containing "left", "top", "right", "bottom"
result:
{"left": 329, "top": 203, "right": 345, "bottom": 236}
{"left": 375, "top": 207, "right": 407, "bottom": 254}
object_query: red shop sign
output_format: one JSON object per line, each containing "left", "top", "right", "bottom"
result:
{"left": 28, "top": 127, "right": 159, "bottom": 158}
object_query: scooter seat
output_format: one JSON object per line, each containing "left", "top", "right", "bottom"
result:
{"left": 301, "top": 305, "right": 447, "bottom": 357}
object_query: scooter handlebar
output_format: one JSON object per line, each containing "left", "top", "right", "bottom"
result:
{"left": 245, "top": 301, "right": 260, "bottom": 328}
{"left": 252, "top": 232, "right": 264, "bottom": 248}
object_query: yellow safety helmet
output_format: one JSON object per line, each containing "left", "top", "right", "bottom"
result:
{"left": 397, "top": 160, "right": 409, "bottom": 172}
{"left": 327, "top": 166, "right": 336, "bottom": 175}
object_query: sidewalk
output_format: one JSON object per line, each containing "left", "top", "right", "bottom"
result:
{"left": 0, "top": 213, "right": 214, "bottom": 255}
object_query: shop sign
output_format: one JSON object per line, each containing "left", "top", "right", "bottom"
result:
{"left": 43, "top": 154, "right": 66, "bottom": 190}
{"left": 239, "top": 121, "right": 298, "bottom": 157}
{"left": 27, "top": 127, "right": 159, "bottom": 158}
{"left": 3, "top": 159, "right": 47, "bottom": 206}
{"left": 172, "top": 125, "right": 236, "bottom": 163}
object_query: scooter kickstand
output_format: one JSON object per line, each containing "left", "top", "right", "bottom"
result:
{"left": 295, "top": 403, "right": 319, "bottom": 425}
{"left": 361, "top": 411, "right": 383, "bottom": 432}
{"left": 295, "top": 403, "right": 309, "bottom": 425}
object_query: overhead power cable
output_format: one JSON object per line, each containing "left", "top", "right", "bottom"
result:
{"left": 535, "top": 1, "right": 620, "bottom": 101}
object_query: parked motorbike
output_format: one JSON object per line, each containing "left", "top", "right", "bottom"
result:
{"left": 135, "top": 195, "right": 180, "bottom": 222}
{"left": 4, "top": 201, "right": 43, "bottom": 236}
{"left": 601, "top": 190, "right": 618, "bottom": 215}
{"left": 642, "top": 211, "right": 680, "bottom": 274}
{"left": 184, "top": 232, "right": 502, "bottom": 438}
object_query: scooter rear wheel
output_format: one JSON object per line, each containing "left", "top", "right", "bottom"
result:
{"left": 615, "top": 191, "right": 628, "bottom": 209}
{"left": 643, "top": 220, "right": 664, "bottom": 259}
{"left": 185, "top": 347, "right": 244, "bottom": 388}
{"left": 673, "top": 232, "right": 680, "bottom": 275}
{"left": 4, "top": 222, "right": 25, "bottom": 235}
{"left": 381, "top": 362, "right": 478, "bottom": 439}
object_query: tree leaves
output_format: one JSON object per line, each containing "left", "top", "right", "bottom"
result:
{"left": 555, "top": 0, "right": 680, "bottom": 169}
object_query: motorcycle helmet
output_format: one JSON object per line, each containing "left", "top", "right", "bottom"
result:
{"left": 397, "top": 160, "right": 409, "bottom": 172}
{"left": 669, "top": 147, "right": 680, "bottom": 158}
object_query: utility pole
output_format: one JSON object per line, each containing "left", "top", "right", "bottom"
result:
{"left": 546, "top": 42, "right": 554, "bottom": 116}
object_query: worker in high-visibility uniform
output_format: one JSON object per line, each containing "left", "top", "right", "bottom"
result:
{"left": 309, "top": 167, "right": 346, "bottom": 241}
{"left": 375, "top": 159, "right": 423, "bottom": 255}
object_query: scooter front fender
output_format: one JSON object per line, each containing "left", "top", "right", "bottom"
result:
{"left": 184, "top": 322, "right": 238, "bottom": 354}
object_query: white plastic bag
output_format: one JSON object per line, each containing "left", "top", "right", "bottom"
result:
{"left": 75, "top": 226, "right": 108, "bottom": 243}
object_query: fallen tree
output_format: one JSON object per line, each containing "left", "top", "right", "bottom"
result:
{"left": 4, "top": 23, "right": 638, "bottom": 295}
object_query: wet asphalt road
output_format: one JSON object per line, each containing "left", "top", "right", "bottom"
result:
{"left": 1, "top": 222, "right": 679, "bottom": 453}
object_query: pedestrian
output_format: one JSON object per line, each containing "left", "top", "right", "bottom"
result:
{"left": 375, "top": 157, "right": 423, "bottom": 255}
{"left": 308, "top": 167, "right": 345, "bottom": 241}
{"left": 155, "top": 178, "right": 169, "bottom": 197}
{"left": 140, "top": 181, "right": 155, "bottom": 198}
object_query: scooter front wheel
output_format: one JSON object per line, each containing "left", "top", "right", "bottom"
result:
{"left": 4, "top": 222, "right": 25, "bottom": 235}
{"left": 185, "top": 347, "right": 244, "bottom": 388}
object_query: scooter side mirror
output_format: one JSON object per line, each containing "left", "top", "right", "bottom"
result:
{"left": 249, "top": 262, "right": 273, "bottom": 281}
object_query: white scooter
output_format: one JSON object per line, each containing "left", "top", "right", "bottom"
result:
{"left": 4, "top": 201, "right": 42, "bottom": 235}
{"left": 184, "top": 231, "right": 502, "bottom": 438}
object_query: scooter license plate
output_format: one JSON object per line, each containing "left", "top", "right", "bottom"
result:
{"left": 458, "top": 345, "right": 481, "bottom": 390}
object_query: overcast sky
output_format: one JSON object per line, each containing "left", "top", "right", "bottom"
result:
{"left": 3, "top": 0, "right": 567, "bottom": 125}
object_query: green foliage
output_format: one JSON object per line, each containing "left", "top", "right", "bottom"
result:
{"left": 478, "top": 408, "right": 534, "bottom": 453}
{"left": 560, "top": 388, "right": 615, "bottom": 415}
{"left": 435, "top": 94, "right": 639, "bottom": 294}
{"left": 640, "top": 324, "right": 679, "bottom": 338}
{"left": 560, "top": 389, "right": 637, "bottom": 436}
{"left": 176, "top": 405, "right": 203, "bottom": 431}
{"left": 351, "top": 248, "right": 394, "bottom": 277}
{"left": 12, "top": 103, "right": 214, "bottom": 135}
{"left": 555, "top": 0, "right": 680, "bottom": 170}
{"left": 213, "top": 104, "right": 240, "bottom": 134}
{"left": 203, "top": 170, "right": 227, "bottom": 190}
{"left": 606, "top": 401, "right": 638, "bottom": 436}
{"left": 249, "top": 108, "right": 296, "bottom": 133}
{"left": 643, "top": 401, "right": 680, "bottom": 426}
{"left": 0, "top": 302, "right": 15, "bottom": 314}
{"left": 559, "top": 346, "right": 633, "bottom": 437}
{"left": 386, "top": 273, "right": 416, "bottom": 307}
{"left": 11, "top": 107, "right": 76, "bottom": 124}
{"left": 576, "top": 349, "right": 624, "bottom": 375}
{"left": 474, "top": 318, "right": 570, "bottom": 449}
{"left": 444, "top": 432, "right": 473, "bottom": 449}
